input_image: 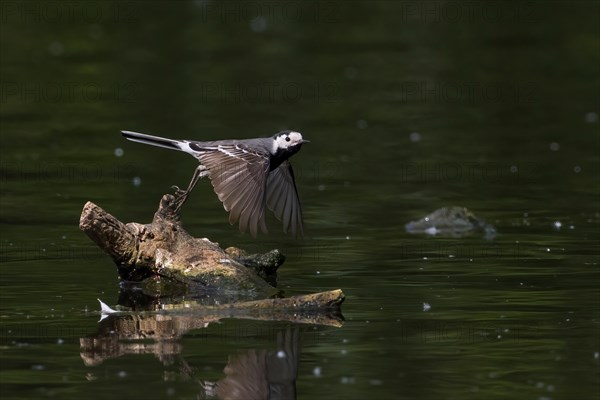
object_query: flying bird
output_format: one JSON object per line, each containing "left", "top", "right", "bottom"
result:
{"left": 121, "top": 130, "right": 308, "bottom": 238}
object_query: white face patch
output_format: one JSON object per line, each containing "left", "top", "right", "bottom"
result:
{"left": 273, "top": 131, "right": 304, "bottom": 152}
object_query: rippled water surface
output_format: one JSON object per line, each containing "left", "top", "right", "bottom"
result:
{"left": 1, "top": 1, "right": 599, "bottom": 399}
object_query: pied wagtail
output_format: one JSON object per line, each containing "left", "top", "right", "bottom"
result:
{"left": 121, "top": 130, "right": 308, "bottom": 238}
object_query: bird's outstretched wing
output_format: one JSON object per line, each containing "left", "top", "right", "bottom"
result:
{"left": 266, "top": 160, "right": 304, "bottom": 238}
{"left": 194, "top": 143, "right": 270, "bottom": 238}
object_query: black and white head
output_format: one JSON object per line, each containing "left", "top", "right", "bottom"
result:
{"left": 271, "top": 130, "right": 307, "bottom": 157}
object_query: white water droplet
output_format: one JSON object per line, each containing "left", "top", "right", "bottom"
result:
{"left": 553, "top": 221, "right": 562, "bottom": 229}
{"left": 250, "top": 16, "right": 267, "bottom": 32}
{"left": 584, "top": 111, "right": 598, "bottom": 123}
{"left": 48, "top": 41, "right": 64, "bottom": 56}
{"left": 409, "top": 132, "right": 421, "bottom": 142}
{"left": 344, "top": 66, "right": 358, "bottom": 79}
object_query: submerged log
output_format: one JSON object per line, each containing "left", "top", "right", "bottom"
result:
{"left": 405, "top": 206, "right": 496, "bottom": 239}
{"left": 81, "top": 292, "right": 344, "bottom": 366}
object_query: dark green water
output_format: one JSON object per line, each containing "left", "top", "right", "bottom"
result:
{"left": 1, "top": 1, "right": 599, "bottom": 399}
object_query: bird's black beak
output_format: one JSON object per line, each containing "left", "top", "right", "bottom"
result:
{"left": 302, "top": 139, "right": 310, "bottom": 143}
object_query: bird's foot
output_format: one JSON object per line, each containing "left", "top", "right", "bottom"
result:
{"left": 170, "top": 186, "right": 189, "bottom": 214}
{"left": 171, "top": 185, "right": 186, "bottom": 198}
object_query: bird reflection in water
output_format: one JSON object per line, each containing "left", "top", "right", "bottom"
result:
{"left": 204, "top": 327, "right": 300, "bottom": 400}
{"left": 80, "top": 305, "right": 340, "bottom": 400}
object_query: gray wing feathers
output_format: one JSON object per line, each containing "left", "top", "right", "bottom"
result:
{"left": 266, "top": 161, "right": 304, "bottom": 238}
{"left": 198, "top": 146, "right": 269, "bottom": 237}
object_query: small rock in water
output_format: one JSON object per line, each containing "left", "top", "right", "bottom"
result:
{"left": 313, "top": 366, "right": 322, "bottom": 377}
{"left": 423, "top": 302, "right": 431, "bottom": 312}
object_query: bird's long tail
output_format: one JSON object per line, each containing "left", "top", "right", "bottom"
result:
{"left": 121, "top": 130, "right": 186, "bottom": 152}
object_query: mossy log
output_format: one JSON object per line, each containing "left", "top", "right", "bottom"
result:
{"left": 79, "top": 194, "right": 283, "bottom": 293}
{"left": 79, "top": 195, "right": 345, "bottom": 311}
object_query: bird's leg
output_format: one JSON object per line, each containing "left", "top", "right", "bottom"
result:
{"left": 173, "top": 164, "right": 208, "bottom": 213}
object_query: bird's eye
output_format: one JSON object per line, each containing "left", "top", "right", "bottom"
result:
{"left": 285, "top": 137, "right": 291, "bottom": 142}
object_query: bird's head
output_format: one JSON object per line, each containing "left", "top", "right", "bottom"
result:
{"left": 272, "top": 130, "right": 309, "bottom": 155}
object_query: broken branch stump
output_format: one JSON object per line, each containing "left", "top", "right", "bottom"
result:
{"left": 79, "top": 194, "right": 281, "bottom": 293}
